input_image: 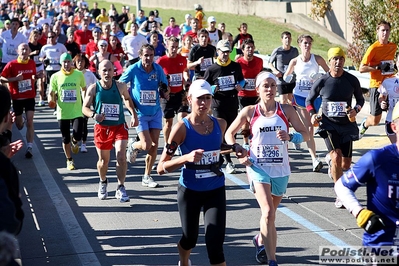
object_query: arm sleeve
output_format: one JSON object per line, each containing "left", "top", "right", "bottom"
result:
{"left": 334, "top": 178, "right": 363, "bottom": 216}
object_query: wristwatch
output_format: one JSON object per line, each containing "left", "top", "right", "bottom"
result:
{"left": 91, "top": 112, "right": 96, "bottom": 118}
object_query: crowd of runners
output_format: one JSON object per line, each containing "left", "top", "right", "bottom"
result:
{"left": 0, "top": 1, "right": 398, "bottom": 265}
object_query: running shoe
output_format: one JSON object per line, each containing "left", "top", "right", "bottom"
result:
{"left": 225, "top": 162, "right": 236, "bottom": 174}
{"left": 292, "top": 142, "right": 301, "bottom": 150}
{"left": 334, "top": 198, "right": 345, "bottom": 209}
{"left": 312, "top": 158, "right": 323, "bottom": 172}
{"left": 25, "top": 147, "right": 33, "bottom": 159}
{"left": 80, "top": 144, "right": 88, "bottom": 153}
{"left": 325, "top": 153, "right": 332, "bottom": 180}
{"left": 252, "top": 234, "right": 267, "bottom": 264}
{"left": 71, "top": 140, "right": 79, "bottom": 154}
{"left": 178, "top": 259, "right": 191, "bottom": 266}
{"left": 37, "top": 100, "right": 45, "bottom": 107}
{"left": 115, "top": 185, "right": 130, "bottom": 202}
{"left": 358, "top": 117, "right": 368, "bottom": 139}
{"left": 127, "top": 138, "right": 140, "bottom": 164}
{"left": 98, "top": 181, "right": 108, "bottom": 200}
{"left": 67, "top": 159, "right": 75, "bottom": 170}
{"left": 142, "top": 175, "right": 158, "bottom": 188}
{"left": 268, "top": 260, "right": 278, "bottom": 266}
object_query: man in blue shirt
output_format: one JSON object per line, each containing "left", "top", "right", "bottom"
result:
{"left": 120, "top": 43, "right": 168, "bottom": 188}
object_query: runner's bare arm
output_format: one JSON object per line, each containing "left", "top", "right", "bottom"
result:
{"left": 82, "top": 83, "right": 96, "bottom": 117}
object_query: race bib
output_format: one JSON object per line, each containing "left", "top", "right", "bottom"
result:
{"left": 245, "top": 78, "right": 255, "bottom": 91}
{"left": 217, "top": 75, "right": 235, "bottom": 91}
{"left": 101, "top": 103, "right": 120, "bottom": 121}
{"left": 326, "top": 101, "right": 346, "bottom": 117}
{"left": 140, "top": 90, "right": 156, "bottom": 106}
{"left": 194, "top": 149, "right": 220, "bottom": 179}
{"left": 49, "top": 58, "right": 60, "bottom": 65}
{"left": 7, "top": 45, "right": 17, "bottom": 55}
{"left": 200, "top": 58, "right": 213, "bottom": 71}
{"left": 169, "top": 73, "right": 183, "bottom": 87}
{"left": 80, "top": 44, "right": 87, "bottom": 53}
{"left": 18, "top": 79, "right": 32, "bottom": 93}
{"left": 256, "top": 144, "right": 283, "bottom": 165}
{"left": 297, "top": 79, "right": 312, "bottom": 91}
{"left": 61, "top": 89, "right": 77, "bottom": 102}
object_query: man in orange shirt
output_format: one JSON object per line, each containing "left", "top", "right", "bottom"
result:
{"left": 194, "top": 4, "right": 205, "bottom": 29}
{"left": 359, "top": 20, "right": 397, "bottom": 138}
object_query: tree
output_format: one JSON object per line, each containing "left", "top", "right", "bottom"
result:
{"left": 309, "top": 0, "right": 333, "bottom": 20}
{"left": 347, "top": 0, "right": 399, "bottom": 68}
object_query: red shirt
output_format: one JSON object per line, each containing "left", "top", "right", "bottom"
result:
{"left": 184, "top": 31, "right": 198, "bottom": 44}
{"left": 157, "top": 54, "right": 188, "bottom": 93}
{"left": 73, "top": 29, "right": 92, "bottom": 52}
{"left": 236, "top": 56, "right": 263, "bottom": 97}
{"left": 110, "top": 45, "right": 124, "bottom": 61}
{"left": 2, "top": 59, "right": 37, "bottom": 100}
{"left": 38, "top": 35, "right": 48, "bottom": 46}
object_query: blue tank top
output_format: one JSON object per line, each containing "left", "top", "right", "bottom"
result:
{"left": 94, "top": 80, "right": 125, "bottom": 126}
{"left": 179, "top": 116, "right": 224, "bottom": 191}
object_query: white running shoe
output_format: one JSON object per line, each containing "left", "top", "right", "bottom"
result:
{"left": 115, "top": 185, "right": 130, "bottom": 202}
{"left": 312, "top": 158, "right": 323, "bottom": 172}
{"left": 142, "top": 176, "right": 158, "bottom": 188}
{"left": 127, "top": 138, "right": 139, "bottom": 163}
{"left": 225, "top": 162, "right": 236, "bottom": 174}
{"left": 98, "top": 181, "right": 108, "bottom": 200}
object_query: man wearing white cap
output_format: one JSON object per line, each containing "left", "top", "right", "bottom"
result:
{"left": 306, "top": 47, "right": 364, "bottom": 209}
{"left": 204, "top": 39, "right": 245, "bottom": 174}
{"left": 206, "top": 16, "right": 222, "bottom": 47}
{"left": 335, "top": 100, "right": 399, "bottom": 255}
{"left": 18, "top": 17, "right": 33, "bottom": 39}
{"left": 179, "top": 14, "right": 192, "bottom": 36}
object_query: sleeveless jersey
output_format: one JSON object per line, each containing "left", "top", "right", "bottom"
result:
{"left": 179, "top": 116, "right": 224, "bottom": 191}
{"left": 94, "top": 80, "right": 125, "bottom": 126}
{"left": 248, "top": 103, "right": 290, "bottom": 177}
{"left": 208, "top": 29, "right": 219, "bottom": 47}
{"left": 293, "top": 54, "right": 319, "bottom": 99}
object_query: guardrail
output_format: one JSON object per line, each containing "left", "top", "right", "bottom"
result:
{"left": 254, "top": 53, "right": 370, "bottom": 90}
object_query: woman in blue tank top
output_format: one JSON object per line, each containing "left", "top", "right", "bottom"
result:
{"left": 156, "top": 79, "right": 247, "bottom": 266}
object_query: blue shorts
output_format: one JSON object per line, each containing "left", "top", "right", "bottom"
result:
{"left": 294, "top": 94, "right": 321, "bottom": 112}
{"left": 246, "top": 165, "right": 289, "bottom": 196}
{"left": 136, "top": 108, "right": 163, "bottom": 133}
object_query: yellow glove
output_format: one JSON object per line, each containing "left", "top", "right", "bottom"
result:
{"left": 356, "top": 209, "right": 385, "bottom": 234}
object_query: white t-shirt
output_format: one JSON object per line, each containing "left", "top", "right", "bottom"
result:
{"left": 0, "top": 30, "right": 27, "bottom": 63}
{"left": 39, "top": 43, "right": 68, "bottom": 71}
{"left": 37, "top": 17, "right": 53, "bottom": 27}
{"left": 121, "top": 34, "right": 148, "bottom": 60}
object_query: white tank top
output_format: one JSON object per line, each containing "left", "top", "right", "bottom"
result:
{"left": 208, "top": 30, "right": 219, "bottom": 47}
{"left": 293, "top": 54, "right": 319, "bottom": 98}
{"left": 248, "top": 103, "right": 290, "bottom": 177}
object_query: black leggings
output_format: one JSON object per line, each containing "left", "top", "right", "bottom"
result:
{"left": 177, "top": 185, "right": 226, "bottom": 265}
{"left": 212, "top": 108, "right": 238, "bottom": 163}
{"left": 58, "top": 117, "right": 83, "bottom": 144}
{"left": 82, "top": 116, "right": 89, "bottom": 142}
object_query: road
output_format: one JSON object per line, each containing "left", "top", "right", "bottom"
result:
{"left": 12, "top": 99, "right": 388, "bottom": 266}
